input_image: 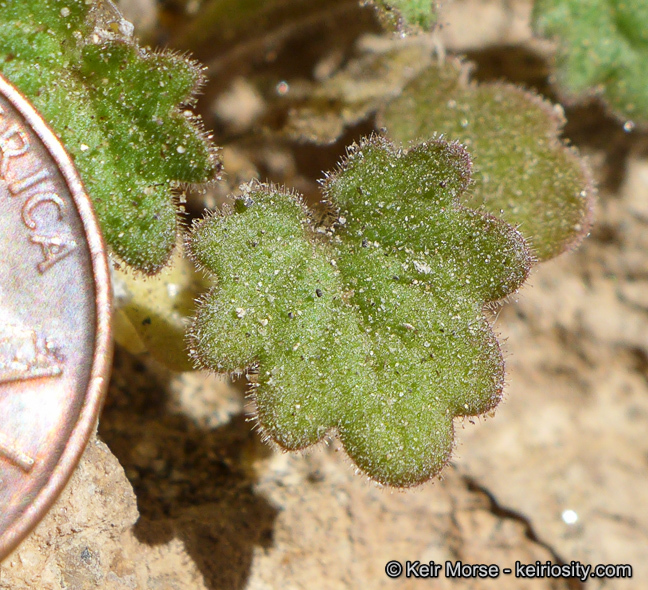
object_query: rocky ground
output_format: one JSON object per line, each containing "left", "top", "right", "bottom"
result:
{"left": 1, "top": 1, "right": 647, "bottom": 588}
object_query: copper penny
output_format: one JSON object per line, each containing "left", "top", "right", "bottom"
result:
{"left": 0, "top": 74, "right": 112, "bottom": 559}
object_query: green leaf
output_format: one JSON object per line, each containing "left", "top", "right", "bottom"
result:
{"left": 533, "top": 0, "right": 648, "bottom": 123}
{"left": 0, "top": 0, "right": 219, "bottom": 273}
{"left": 369, "top": 0, "right": 438, "bottom": 31}
{"left": 380, "top": 58, "right": 594, "bottom": 261}
{"left": 189, "top": 137, "right": 532, "bottom": 487}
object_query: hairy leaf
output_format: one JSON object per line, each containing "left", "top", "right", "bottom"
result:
{"left": 533, "top": 0, "right": 648, "bottom": 123}
{"left": 0, "top": 0, "right": 219, "bottom": 273}
{"left": 380, "top": 58, "right": 594, "bottom": 261}
{"left": 189, "top": 137, "right": 531, "bottom": 487}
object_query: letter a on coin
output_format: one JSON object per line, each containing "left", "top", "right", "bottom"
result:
{"left": 0, "top": 73, "right": 112, "bottom": 560}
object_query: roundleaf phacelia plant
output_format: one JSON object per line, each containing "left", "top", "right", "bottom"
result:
{"left": 0, "top": 0, "right": 219, "bottom": 273}
{"left": 188, "top": 137, "right": 532, "bottom": 487}
{"left": 0, "top": 0, "right": 600, "bottom": 489}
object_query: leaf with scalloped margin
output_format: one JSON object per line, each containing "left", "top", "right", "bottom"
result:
{"left": 188, "top": 136, "right": 531, "bottom": 487}
{"left": 532, "top": 0, "right": 648, "bottom": 124}
{"left": 0, "top": 0, "right": 219, "bottom": 273}
{"left": 380, "top": 58, "right": 594, "bottom": 261}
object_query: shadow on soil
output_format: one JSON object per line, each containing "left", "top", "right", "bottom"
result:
{"left": 99, "top": 348, "right": 277, "bottom": 590}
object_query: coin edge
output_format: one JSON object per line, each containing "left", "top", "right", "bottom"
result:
{"left": 0, "top": 73, "right": 113, "bottom": 561}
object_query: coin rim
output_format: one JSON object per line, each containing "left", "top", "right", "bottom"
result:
{"left": 0, "top": 73, "right": 112, "bottom": 560}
